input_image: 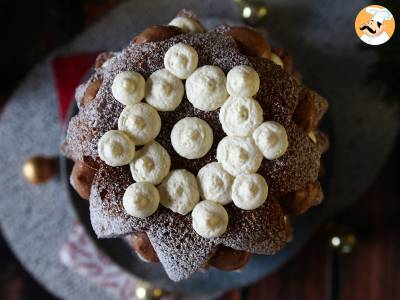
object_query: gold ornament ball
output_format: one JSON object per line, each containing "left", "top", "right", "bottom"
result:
{"left": 330, "top": 232, "right": 357, "bottom": 254}
{"left": 135, "top": 285, "right": 150, "bottom": 300}
{"left": 241, "top": 3, "right": 268, "bottom": 25}
{"left": 135, "top": 281, "right": 164, "bottom": 300}
{"left": 152, "top": 288, "right": 163, "bottom": 298}
{"left": 22, "top": 156, "right": 57, "bottom": 184}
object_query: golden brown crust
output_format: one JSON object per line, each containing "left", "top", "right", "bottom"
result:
{"left": 95, "top": 52, "right": 114, "bottom": 69}
{"left": 82, "top": 77, "right": 103, "bottom": 107}
{"left": 293, "top": 89, "right": 328, "bottom": 132}
{"left": 226, "top": 26, "right": 272, "bottom": 59}
{"left": 280, "top": 181, "right": 324, "bottom": 215}
{"left": 208, "top": 246, "right": 251, "bottom": 271}
{"left": 70, "top": 161, "right": 96, "bottom": 200}
{"left": 131, "top": 232, "right": 160, "bottom": 262}
{"left": 132, "top": 25, "right": 183, "bottom": 44}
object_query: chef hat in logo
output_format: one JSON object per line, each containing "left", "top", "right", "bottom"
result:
{"left": 366, "top": 7, "right": 393, "bottom": 24}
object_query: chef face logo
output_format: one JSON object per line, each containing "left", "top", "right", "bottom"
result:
{"left": 355, "top": 5, "right": 395, "bottom": 45}
{"left": 360, "top": 19, "right": 385, "bottom": 37}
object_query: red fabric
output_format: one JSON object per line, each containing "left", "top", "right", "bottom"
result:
{"left": 52, "top": 53, "right": 98, "bottom": 124}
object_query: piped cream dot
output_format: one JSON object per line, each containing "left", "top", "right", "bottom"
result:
{"left": 130, "top": 141, "right": 171, "bottom": 185}
{"left": 145, "top": 68, "right": 184, "bottom": 111}
{"left": 197, "top": 162, "right": 233, "bottom": 205}
{"left": 227, "top": 65, "right": 260, "bottom": 97}
{"left": 97, "top": 130, "right": 135, "bottom": 167}
{"left": 158, "top": 169, "right": 200, "bottom": 215}
{"left": 231, "top": 173, "right": 268, "bottom": 210}
{"left": 185, "top": 65, "right": 228, "bottom": 111}
{"left": 252, "top": 121, "right": 288, "bottom": 160}
{"left": 192, "top": 200, "right": 228, "bottom": 238}
{"left": 164, "top": 43, "right": 198, "bottom": 79}
{"left": 111, "top": 71, "right": 145, "bottom": 105}
{"left": 169, "top": 16, "right": 205, "bottom": 33}
{"left": 171, "top": 117, "right": 213, "bottom": 159}
{"left": 216, "top": 136, "right": 263, "bottom": 176}
{"left": 219, "top": 96, "right": 263, "bottom": 136}
{"left": 122, "top": 182, "right": 160, "bottom": 218}
{"left": 118, "top": 103, "right": 161, "bottom": 145}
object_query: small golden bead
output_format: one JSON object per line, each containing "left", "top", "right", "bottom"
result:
{"left": 329, "top": 231, "right": 357, "bottom": 254}
{"left": 135, "top": 281, "right": 164, "bottom": 300}
{"left": 240, "top": 2, "right": 268, "bottom": 26}
{"left": 22, "top": 156, "right": 57, "bottom": 184}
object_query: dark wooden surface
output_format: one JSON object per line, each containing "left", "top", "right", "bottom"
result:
{"left": 0, "top": 1, "right": 399, "bottom": 299}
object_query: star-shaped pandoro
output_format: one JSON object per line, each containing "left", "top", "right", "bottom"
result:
{"left": 63, "top": 12, "right": 328, "bottom": 281}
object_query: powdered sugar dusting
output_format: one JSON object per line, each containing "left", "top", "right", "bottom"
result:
{"left": 63, "top": 27, "right": 327, "bottom": 281}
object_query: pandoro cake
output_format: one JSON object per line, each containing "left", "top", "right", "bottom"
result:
{"left": 63, "top": 10, "right": 329, "bottom": 281}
